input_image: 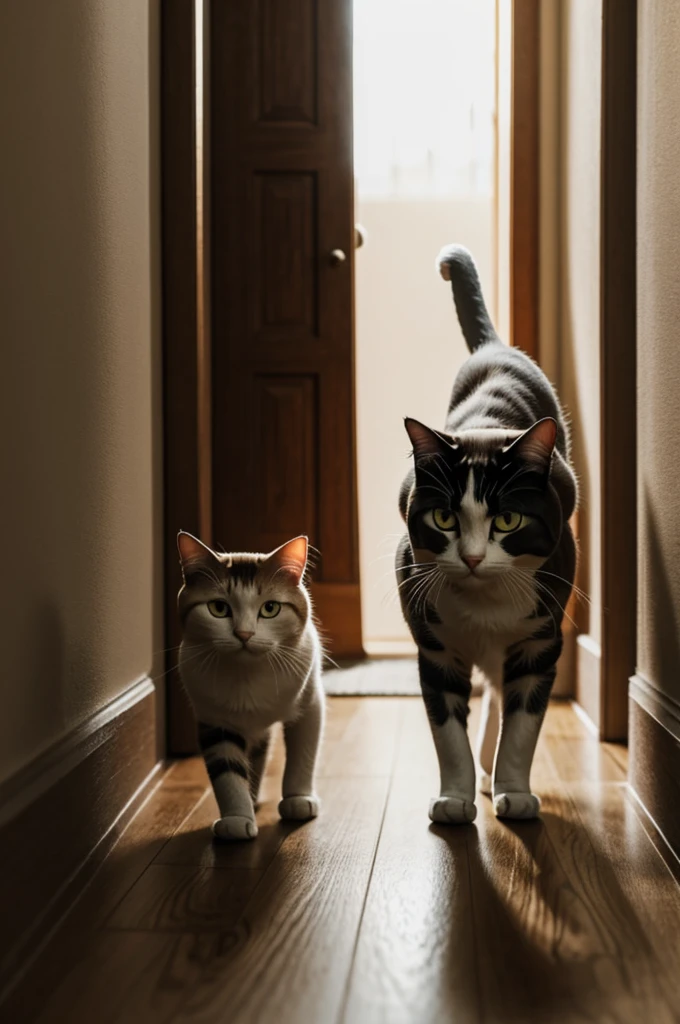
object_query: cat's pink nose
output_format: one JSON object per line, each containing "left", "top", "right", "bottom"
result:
{"left": 234, "top": 630, "right": 254, "bottom": 644}
{"left": 463, "top": 555, "right": 484, "bottom": 571}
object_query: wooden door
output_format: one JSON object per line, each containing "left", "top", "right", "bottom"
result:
{"left": 210, "top": 0, "right": 362, "bottom": 657}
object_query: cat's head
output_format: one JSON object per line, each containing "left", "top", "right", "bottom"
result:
{"left": 177, "top": 533, "right": 310, "bottom": 657}
{"left": 403, "top": 416, "right": 562, "bottom": 584}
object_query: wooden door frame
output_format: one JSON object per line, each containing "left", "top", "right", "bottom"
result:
{"left": 509, "top": 1, "right": 636, "bottom": 740}
{"left": 161, "top": 0, "right": 212, "bottom": 755}
{"left": 599, "top": 0, "right": 636, "bottom": 741}
{"left": 510, "top": 0, "right": 540, "bottom": 362}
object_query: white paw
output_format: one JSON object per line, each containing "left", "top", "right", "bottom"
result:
{"left": 429, "top": 796, "right": 477, "bottom": 825}
{"left": 493, "top": 792, "right": 541, "bottom": 820}
{"left": 278, "top": 795, "right": 320, "bottom": 821}
{"left": 479, "top": 771, "right": 493, "bottom": 797}
{"left": 212, "top": 815, "right": 258, "bottom": 841}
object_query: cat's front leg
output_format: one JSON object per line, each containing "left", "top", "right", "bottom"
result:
{"left": 279, "top": 677, "right": 324, "bottom": 822}
{"left": 198, "top": 723, "right": 258, "bottom": 841}
{"left": 419, "top": 653, "right": 476, "bottom": 824}
{"left": 493, "top": 634, "right": 562, "bottom": 819}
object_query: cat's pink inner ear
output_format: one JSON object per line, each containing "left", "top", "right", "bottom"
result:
{"left": 266, "top": 535, "right": 308, "bottom": 585}
{"left": 512, "top": 417, "right": 557, "bottom": 467}
{"left": 177, "top": 531, "right": 215, "bottom": 568}
{"left": 404, "top": 417, "right": 452, "bottom": 460}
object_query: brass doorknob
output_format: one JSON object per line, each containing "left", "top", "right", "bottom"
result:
{"left": 329, "top": 249, "right": 346, "bottom": 266}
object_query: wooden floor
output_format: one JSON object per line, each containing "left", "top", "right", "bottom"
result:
{"left": 6, "top": 697, "right": 680, "bottom": 1024}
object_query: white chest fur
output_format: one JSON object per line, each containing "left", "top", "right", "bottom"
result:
{"left": 179, "top": 626, "right": 318, "bottom": 735}
{"left": 428, "top": 576, "right": 542, "bottom": 681}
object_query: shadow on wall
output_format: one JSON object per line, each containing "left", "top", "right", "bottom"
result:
{"left": 148, "top": 0, "right": 165, "bottom": 757}
{"left": 640, "top": 491, "right": 680, "bottom": 704}
{"left": 559, "top": 267, "right": 591, "bottom": 638}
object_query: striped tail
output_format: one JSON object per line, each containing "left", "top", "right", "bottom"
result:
{"left": 436, "top": 244, "right": 499, "bottom": 352}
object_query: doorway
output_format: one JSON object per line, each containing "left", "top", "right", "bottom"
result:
{"left": 353, "top": 0, "right": 500, "bottom": 656}
{"left": 162, "top": 0, "right": 534, "bottom": 750}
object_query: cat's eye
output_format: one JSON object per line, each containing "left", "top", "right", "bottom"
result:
{"left": 260, "top": 600, "right": 281, "bottom": 619}
{"left": 207, "top": 600, "right": 231, "bottom": 618}
{"left": 493, "top": 512, "right": 526, "bottom": 533}
{"left": 433, "top": 508, "right": 458, "bottom": 531}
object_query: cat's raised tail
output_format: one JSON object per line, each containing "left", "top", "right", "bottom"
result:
{"left": 436, "top": 244, "right": 500, "bottom": 353}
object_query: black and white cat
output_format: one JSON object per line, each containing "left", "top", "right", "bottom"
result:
{"left": 177, "top": 532, "right": 324, "bottom": 841}
{"left": 397, "top": 245, "right": 577, "bottom": 823}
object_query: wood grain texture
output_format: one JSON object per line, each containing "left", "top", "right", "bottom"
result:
{"left": 162, "top": 0, "right": 212, "bottom": 756}
{"left": 510, "top": 0, "right": 540, "bottom": 359}
{"left": 599, "top": 0, "right": 637, "bottom": 742}
{"left": 342, "top": 773, "right": 481, "bottom": 1024}
{"left": 0, "top": 778, "right": 206, "bottom": 1023}
{"left": 7, "top": 696, "right": 680, "bottom": 1024}
{"left": 210, "top": 0, "right": 362, "bottom": 653}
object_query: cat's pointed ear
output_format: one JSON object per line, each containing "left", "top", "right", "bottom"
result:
{"left": 404, "top": 417, "right": 456, "bottom": 462}
{"left": 177, "top": 531, "right": 219, "bottom": 575}
{"left": 505, "top": 418, "right": 557, "bottom": 473}
{"left": 264, "top": 535, "right": 308, "bottom": 586}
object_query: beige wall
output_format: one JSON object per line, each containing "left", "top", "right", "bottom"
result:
{"left": 557, "top": 0, "right": 603, "bottom": 650}
{"left": 0, "top": 1, "right": 163, "bottom": 783}
{"left": 355, "top": 198, "right": 494, "bottom": 651}
{"left": 636, "top": 0, "right": 680, "bottom": 704}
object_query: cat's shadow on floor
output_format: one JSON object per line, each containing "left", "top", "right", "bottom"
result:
{"left": 429, "top": 807, "right": 654, "bottom": 1022}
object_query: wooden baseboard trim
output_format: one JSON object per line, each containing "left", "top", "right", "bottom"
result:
{"left": 0, "top": 678, "right": 159, "bottom": 997}
{"left": 629, "top": 674, "right": 680, "bottom": 862}
{"left": 575, "top": 633, "right": 601, "bottom": 733}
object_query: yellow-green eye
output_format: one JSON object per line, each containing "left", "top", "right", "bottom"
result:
{"left": 207, "top": 600, "right": 231, "bottom": 618}
{"left": 260, "top": 600, "right": 281, "bottom": 619}
{"left": 493, "top": 512, "right": 526, "bottom": 533}
{"left": 433, "top": 508, "right": 458, "bottom": 531}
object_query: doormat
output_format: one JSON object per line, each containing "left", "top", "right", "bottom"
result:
{"left": 323, "top": 657, "right": 484, "bottom": 697}
{"left": 323, "top": 658, "right": 420, "bottom": 696}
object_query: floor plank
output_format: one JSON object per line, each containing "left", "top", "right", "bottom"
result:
{"left": 468, "top": 782, "right": 680, "bottom": 1023}
{"left": 170, "top": 775, "right": 390, "bottom": 1024}
{"left": 1, "top": 777, "right": 207, "bottom": 1022}
{"left": 5, "top": 695, "right": 680, "bottom": 1024}
{"left": 106, "top": 864, "right": 263, "bottom": 932}
{"left": 342, "top": 771, "right": 481, "bottom": 1024}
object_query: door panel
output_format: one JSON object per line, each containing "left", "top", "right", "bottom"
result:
{"left": 210, "top": 0, "right": 361, "bottom": 654}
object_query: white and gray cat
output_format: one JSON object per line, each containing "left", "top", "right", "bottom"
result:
{"left": 397, "top": 244, "right": 577, "bottom": 824}
{"left": 177, "top": 532, "right": 324, "bottom": 841}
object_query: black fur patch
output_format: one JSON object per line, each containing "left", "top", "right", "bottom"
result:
{"left": 417, "top": 651, "right": 471, "bottom": 724}
{"left": 410, "top": 613, "right": 445, "bottom": 652}
{"left": 425, "top": 602, "right": 442, "bottom": 625}
{"left": 198, "top": 724, "right": 246, "bottom": 752}
{"left": 526, "top": 675, "right": 555, "bottom": 715}
{"left": 503, "top": 689, "right": 524, "bottom": 716}
{"left": 228, "top": 561, "right": 259, "bottom": 585}
{"left": 206, "top": 757, "right": 248, "bottom": 782}
{"left": 421, "top": 686, "right": 450, "bottom": 728}
{"left": 503, "top": 636, "right": 563, "bottom": 684}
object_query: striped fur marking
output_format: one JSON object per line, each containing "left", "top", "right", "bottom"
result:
{"left": 198, "top": 724, "right": 247, "bottom": 752}
{"left": 207, "top": 757, "right": 249, "bottom": 783}
{"left": 419, "top": 653, "right": 471, "bottom": 726}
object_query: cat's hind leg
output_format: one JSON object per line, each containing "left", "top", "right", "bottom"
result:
{"left": 279, "top": 675, "right": 324, "bottom": 822}
{"left": 198, "top": 723, "right": 258, "bottom": 841}
{"left": 420, "top": 653, "right": 476, "bottom": 824}
{"left": 476, "top": 681, "right": 500, "bottom": 797}
{"left": 248, "top": 729, "right": 272, "bottom": 808}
